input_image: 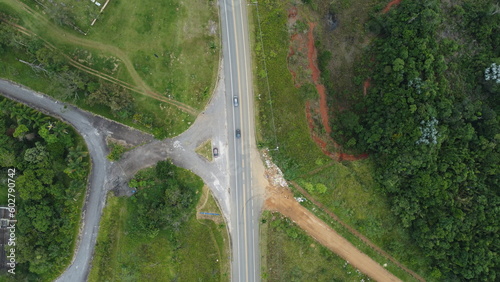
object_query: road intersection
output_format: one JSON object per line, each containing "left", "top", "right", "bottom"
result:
{"left": 0, "top": 0, "right": 265, "bottom": 280}
{"left": 220, "top": 0, "right": 264, "bottom": 280}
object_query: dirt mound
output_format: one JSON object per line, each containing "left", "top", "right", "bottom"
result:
{"left": 307, "top": 22, "right": 332, "bottom": 135}
{"left": 287, "top": 7, "right": 310, "bottom": 88}
{"left": 305, "top": 23, "right": 368, "bottom": 161}
{"left": 305, "top": 101, "right": 368, "bottom": 161}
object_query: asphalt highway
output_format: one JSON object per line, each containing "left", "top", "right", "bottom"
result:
{"left": 1, "top": 0, "right": 263, "bottom": 279}
{"left": 220, "top": 0, "right": 261, "bottom": 281}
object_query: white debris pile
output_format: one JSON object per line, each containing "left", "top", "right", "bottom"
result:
{"left": 295, "top": 197, "right": 306, "bottom": 203}
{"left": 262, "top": 150, "right": 288, "bottom": 188}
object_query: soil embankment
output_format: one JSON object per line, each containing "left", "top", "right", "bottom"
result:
{"left": 287, "top": 7, "right": 367, "bottom": 161}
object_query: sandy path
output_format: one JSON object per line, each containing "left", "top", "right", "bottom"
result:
{"left": 265, "top": 187, "right": 401, "bottom": 282}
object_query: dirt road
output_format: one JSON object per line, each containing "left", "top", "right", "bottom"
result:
{"left": 265, "top": 186, "right": 401, "bottom": 282}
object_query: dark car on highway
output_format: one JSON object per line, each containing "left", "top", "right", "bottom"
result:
{"left": 235, "top": 129, "right": 241, "bottom": 138}
{"left": 213, "top": 147, "right": 219, "bottom": 157}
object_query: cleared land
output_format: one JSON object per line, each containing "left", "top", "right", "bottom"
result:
{"left": 261, "top": 211, "right": 372, "bottom": 281}
{"left": 263, "top": 180, "right": 400, "bottom": 282}
{"left": 1, "top": 0, "right": 220, "bottom": 136}
{"left": 251, "top": 0, "right": 432, "bottom": 279}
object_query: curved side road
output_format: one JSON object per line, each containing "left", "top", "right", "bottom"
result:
{"left": 0, "top": 79, "right": 153, "bottom": 282}
{"left": 0, "top": 72, "right": 234, "bottom": 280}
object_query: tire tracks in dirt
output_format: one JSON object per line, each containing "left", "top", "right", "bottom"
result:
{"left": 5, "top": 0, "right": 198, "bottom": 116}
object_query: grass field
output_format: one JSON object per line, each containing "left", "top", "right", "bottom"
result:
{"left": 261, "top": 211, "right": 371, "bottom": 281}
{"left": 16, "top": 0, "right": 220, "bottom": 109}
{"left": 1, "top": 0, "right": 219, "bottom": 137}
{"left": 85, "top": 0, "right": 220, "bottom": 109}
{"left": 90, "top": 180, "right": 229, "bottom": 281}
{"left": 251, "top": 1, "right": 325, "bottom": 178}
{"left": 251, "top": 0, "right": 433, "bottom": 280}
{"left": 23, "top": 0, "right": 101, "bottom": 32}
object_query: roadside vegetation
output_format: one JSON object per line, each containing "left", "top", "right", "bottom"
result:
{"left": 89, "top": 161, "right": 229, "bottom": 281}
{"left": 260, "top": 211, "right": 370, "bottom": 281}
{"left": 251, "top": 0, "right": 426, "bottom": 278}
{"left": 106, "top": 142, "right": 127, "bottom": 161}
{"left": 196, "top": 139, "right": 214, "bottom": 162}
{"left": 331, "top": 1, "right": 499, "bottom": 280}
{"left": 0, "top": 98, "right": 89, "bottom": 280}
{"left": 253, "top": 0, "right": 499, "bottom": 280}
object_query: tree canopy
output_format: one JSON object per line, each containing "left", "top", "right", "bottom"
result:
{"left": 332, "top": 1, "right": 499, "bottom": 280}
{"left": 0, "top": 97, "right": 89, "bottom": 279}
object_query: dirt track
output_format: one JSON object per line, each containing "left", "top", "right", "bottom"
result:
{"left": 264, "top": 186, "right": 401, "bottom": 282}
{"left": 383, "top": 0, "right": 403, "bottom": 13}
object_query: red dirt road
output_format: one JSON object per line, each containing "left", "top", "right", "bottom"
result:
{"left": 265, "top": 187, "right": 401, "bottom": 282}
{"left": 303, "top": 22, "right": 367, "bottom": 161}
{"left": 383, "top": 0, "right": 403, "bottom": 13}
{"left": 290, "top": 181, "right": 426, "bottom": 282}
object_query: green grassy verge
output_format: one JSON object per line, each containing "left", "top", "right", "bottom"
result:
{"left": 261, "top": 211, "right": 371, "bottom": 281}
{"left": 196, "top": 140, "right": 214, "bottom": 162}
{"left": 90, "top": 167, "right": 229, "bottom": 281}
{"left": 251, "top": 0, "right": 433, "bottom": 280}
{"left": 16, "top": 0, "right": 219, "bottom": 110}
{"left": 1, "top": 0, "right": 219, "bottom": 137}
{"left": 251, "top": 1, "right": 325, "bottom": 178}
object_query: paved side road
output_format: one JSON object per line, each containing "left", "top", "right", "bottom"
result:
{"left": 113, "top": 62, "right": 232, "bottom": 219}
{"left": 0, "top": 79, "right": 153, "bottom": 281}
{"left": 0, "top": 79, "right": 111, "bottom": 282}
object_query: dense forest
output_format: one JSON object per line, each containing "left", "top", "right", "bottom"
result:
{"left": 332, "top": 0, "right": 499, "bottom": 280}
{"left": 0, "top": 97, "right": 89, "bottom": 279}
{"left": 128, "top": 160, "right": 201, "bottom": 239}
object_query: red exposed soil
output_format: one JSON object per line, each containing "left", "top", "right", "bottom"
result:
{"left": 287, "top": 9, "right": 307, "bottom": 88}
{"left": 286, "top": 6, "right": 367, "bottom": 161}
{"left": 301, "top": 22, "right": 367, "bottom": 161}
{"left": 363, "top": 78, "right": 371, "bottom": 96}
{"left": 288, "top": 6, "right": 298, "bottom": 20}
{"left": 307, "top": 22, "right": 331, "bottom": 134}
{"left": 305, "top": 102, "right": 368, "bottom": 161}
{"left": 289, "top": 181, "right": 426, "bottom": 282}
{"left": 382, "top": 0, "right": 403, "bottom": 13}
{"left": 264, "top": 185, "right": 402, "bottom": 282}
